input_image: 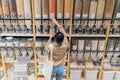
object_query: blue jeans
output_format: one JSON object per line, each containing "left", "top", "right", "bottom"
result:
{"left": 51, "top": 64, "right": 64, "bottom": 80}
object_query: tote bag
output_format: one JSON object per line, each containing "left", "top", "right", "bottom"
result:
{"left": 42, "top": 44, "right": 53, "bottom": 80}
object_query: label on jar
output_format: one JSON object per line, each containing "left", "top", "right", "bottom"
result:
{"left": 116, "top": 13, "right": 120, "bottom": 18}
{"left": 57, "top": 13, "right": 62, "bottom": 19}
{"left": 92, "top": 46, "right": 96, "bottom": 51}
{"left": 115, "top": 48, "right": 119, "bottom": 51}
{"left": 79, "top": 46, "right": 84, "bottom": 50}
{"left": 83, "top": 14, "right": 88, "bottom": 18}
{"left": 75, "top": 14, "right": 80, "bottom": 18}
{"left": 50, "top": 13, "right": 54, "bottom": 19}
{"left": 110, "top": 48, "right": 113, "bottom": 51}
{"left": 65, "top": 13, "right": 70, "bottom": 18}
{"left": 99, "top": 46, "right": 104, "bottom": 51}
{"left": 86, "top": 46, "right": 90, "bottom": 50}
{"left": 20, "top": 44, "right": 24, "bottom": 47}
{"left": 7, "top": 42, "right": 13, "bottom": 47}
{"left": 43, "top": 14, "right": 48, "bottom": 19}
{"left": 90, "top": 13, "right": 95, "bottom": 19}
{"left": 72, "top": 45, "right": 77, "bottom": 50}
{"left": 35, "top": 14, "right": 41, "bottom": 18}
{"left": 28, "top": 44, "right": 32, "bottom": 47}
{"left": 25, "top": 21, "right": 31, "bottom": 28}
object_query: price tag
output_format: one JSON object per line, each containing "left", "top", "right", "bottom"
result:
{"left": 25, "top": 21, "right": 31, "bottom": 28}
{"left": 36, "top": 43, "right": 39, "bottom": 47}
{"left": 90, "top": 13, "right": 95, "bottom": 19}
{"left": 75, "top": 14, "right": 80, "bottom": 18}
{"left": 100, "top": 46, "right": 104, "bottom": 51}
{"left": 116, "top": 13, "right": 120, "bottom": 18}
{"left": 92, "top": 46, "right": 96, "bottom": 51}
{"left": 28, "top": 44, "right": 32, "bottom": 47}
{"left": 1, "top": 43, "right": 6, "bottom": 46}
{"left": 43, "top": 14, "right": 48, "bottom": 19}
{"left": 20, "top": 44, "right": 24, "bottom": 47}
{"left": 115, "top": 48, "right": 119, "bottom": 51}
{"left": 18, "top": 14, "right": 24, "bottom": 19}
{"left": 79, "top": 46, "right": 84, "bottom": 50}
{"left": 110, "top": 48, "right": 113, "bottom": 51}
{"left": 86, "top": 47, "right": 90, "bottom": 50}
{"left": 72, "top": 45, "right": 77, "bottom": 50}
{"left": 83, "top": 14, "right": 88, "bottom": 18}
{"left": 1, "top": 51, "right": 7, "bottom": 56}
{"left": 65, "top": 13, "right": 70, "bottom": 18}
{"left": 57, "top": 13, "right": 62, "bottom": 19}
{"left": 35, "top": 14, "right": 41, "bottom": 18}
{"left": 7, "top": 43, "right": 13, "bottom": 47}
{"left": 50, "top": 13, "right": 55, "bottom": 19}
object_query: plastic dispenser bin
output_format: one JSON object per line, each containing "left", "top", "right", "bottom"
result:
{"left": 70, "top": 70, "right": 82, "bottom": 80}
{"left": 102, "top": 71, "right": 115, "bottom": 80}
{"left": 7, "top": 68, "right": 14, "bottom": 80}
{"left": 85, "top": 70, "right": 98, "bottom": 80}
{"left": 115, "top": 71, "right": 120, "bottom": 80}
{"left": 14, "top": 63, "right": 28, "bottom": 80}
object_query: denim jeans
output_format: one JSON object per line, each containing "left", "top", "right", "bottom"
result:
{"left": 51, "top": 64, "right": 64, "bottom": 80}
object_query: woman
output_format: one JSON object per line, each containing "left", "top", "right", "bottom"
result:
{"left": 45, "top": 18, "right": 69, "bottom": 80}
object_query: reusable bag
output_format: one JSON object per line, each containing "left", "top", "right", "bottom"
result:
{"left": 42, "top": 44, "right": 53, "bottom": 80}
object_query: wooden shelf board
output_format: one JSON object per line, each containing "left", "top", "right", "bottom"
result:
{"left": 5, "top": 60, "right": 35, "bottom": 63}
{"left": 70, "top": 67, "right": 100, "bottom": 70}
{"left": 38, "top": 78, "right": 67, "bottom": 80}
{"left": 37, "top": 59, "right": 68, "bottom": 63}
{"left": 37, "top": 75, "right": 67, "bottom": 80}
{"left": 0, "top": 34, "right": 33, "bottom": 37}
{"left": 109, "top": 35, "right": 120, "bottom": 37}
{"left": 70, "top": 61, "right": 101, "bottom": 70}
{"left": 104, "top": 68, "right": 120, "bottom": 71}
{"left": 5, "top": 76, "right": 35, "bottom": 80}
{"left": 71, "top": 34, "right": 106, "bottom": 37}
{"left": 36, "top": 34, "right": 49, "bottom": 37}
{"left": 70, "top": 67, "right": 85, "bottom": 70}
{"left": 36, "top": 34, "right": 69, "bottom": 37}
{"left": 80, "top": 78, "right": 98, "bottom": 80}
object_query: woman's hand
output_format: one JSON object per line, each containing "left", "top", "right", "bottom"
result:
{"left": 49, "top": 33, "right": 54, "bottom": 39}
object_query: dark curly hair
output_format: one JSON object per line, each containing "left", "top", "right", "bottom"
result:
{"left": 54, "top": 32, "right": 64, "bottom": 44}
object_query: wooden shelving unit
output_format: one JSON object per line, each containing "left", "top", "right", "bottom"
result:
{"left": 71, "top": 34, "right": 106, "bottom": 37}
{"left": 0, "top": 34, "right": 33, "bottom": 37}
{"left": 109, "top": 35, "right": 120, "bottom": 37}
{"left": 0, "top": 0, "right": 120, "bottom": 80}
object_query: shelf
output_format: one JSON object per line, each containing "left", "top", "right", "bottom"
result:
{"left": 36, "top": 34, "right": 49, "bottom": 37}
{"left": 5, "top": 76, "right": 35, "bottom": 80}
{"left": 38, "top": 65, "right": 67, "bottom": 69}
{"left": 71, "top": 34, "right": 106, "bottom": 37}
{"left": 37, "top": 77, "right": 67, "bottom": 80}
{"left": 0, "top": 34, "right": 33, "bottom": 37}
{"left": 80, "top": 78, "right": 98, "bottom": 80}
{"left": 37, "top": 75, "right": 67, "bottom": 80}
{"left": 36, "top": 34, "right": 69, "bottom": 37}
{"left": 104, "top": 67, "right": 120, "bottom": 71}
{"left": 5, "top": 60, "right": 35, "bottom": 63}
{"left": 109, "top": 35, "right": 120, "bottom": 37}
{"left": 70, "top": 61, "right": 101, "bottom": 70}
{"left": 70, "top": 67, "right": 100, "bottom": 70}
{"left": 70, "top": 67, "right": 85, "bottom": 70}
